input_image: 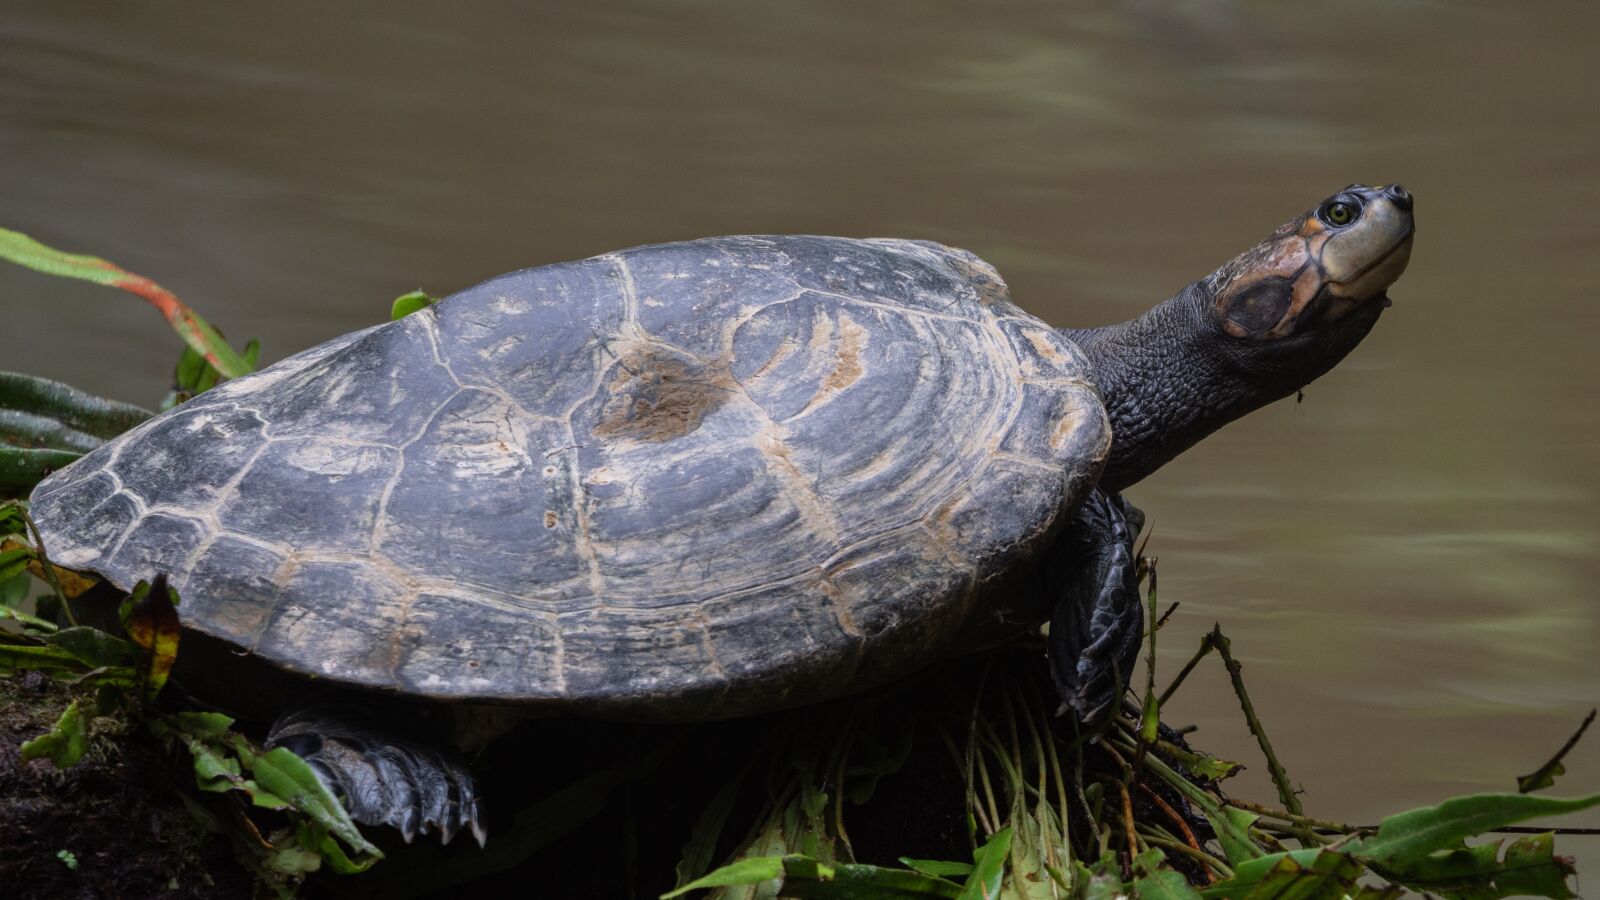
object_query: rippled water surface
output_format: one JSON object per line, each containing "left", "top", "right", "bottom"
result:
{"left": 4, "top": 0, "right": 1598, "bottom": 851}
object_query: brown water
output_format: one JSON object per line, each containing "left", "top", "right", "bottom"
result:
{"left": 4, "top": 0, "right": 1597, "bottom": 854}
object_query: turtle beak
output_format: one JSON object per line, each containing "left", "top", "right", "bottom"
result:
{"left": 1324, "top": 185, "right": 1415, "bottom": 304}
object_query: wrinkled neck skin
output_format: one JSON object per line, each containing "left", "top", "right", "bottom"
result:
{"left": 1062, "top": 281, "right": 1382, "bottom": 494}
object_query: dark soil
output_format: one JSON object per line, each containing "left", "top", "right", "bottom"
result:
{"left": 0, "top": 672, "right": 253, "bottom": 900}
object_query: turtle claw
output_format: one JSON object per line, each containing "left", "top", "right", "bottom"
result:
{"left": 266, "top": 705, "right": 486, "bottom": 847}
{"left": 1048, "top": 490, "right": 1146, "bottom": 725}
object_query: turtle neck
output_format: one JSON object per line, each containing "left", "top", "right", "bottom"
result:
{"left": 1060, "top": 282, "right": 1383, "bottom": 493}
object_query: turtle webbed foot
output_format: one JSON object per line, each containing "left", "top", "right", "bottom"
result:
{"left": 1047, "top": 490, "right": 1145, "bottom": 724}
{"left": 267, "top": 705, "right": 485, "bottom": 847}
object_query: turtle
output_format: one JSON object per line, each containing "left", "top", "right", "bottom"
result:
{"left": 27, "top": 183, "right": 1415, "bottom": 846}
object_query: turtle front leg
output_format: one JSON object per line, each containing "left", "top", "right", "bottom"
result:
{"left": 266, "top": 705, "right": 486, "bottom": 846}
{"left": 1047, "top": 489, "right": 1146, "bottom": 724}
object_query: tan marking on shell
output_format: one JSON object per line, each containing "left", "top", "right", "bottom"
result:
{"left": 791, "top": 311, "right": 870, "bottom": 420}
{"left": 1024, "top": 329, "right": 1069, "bottom": 369}
{"left": 1050, "top": 392, "right": 1100, "bottom": 451}
{"left": 593, "top": 345, "right": 732, "bottom": 443}
{"left": 822, "top": 313, "right": 867, "bottom": 392}
{"left": 816, "top": 574, "right": 861, "bottom": 637}
{"left": 751, "top": 425, "right": 843, "bottom": 546}
{"left": 929, "top": 249, "right": 1011, "bottom": 306}
{"left": 747, "top": 336, "right": 800, "bottom": 383}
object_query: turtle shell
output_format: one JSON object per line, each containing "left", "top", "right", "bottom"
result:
{"left": 29, "top": 236, "right": 1110, "bottom": 720}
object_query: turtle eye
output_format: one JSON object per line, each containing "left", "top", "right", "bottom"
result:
{"left": 1320, "top": 199, "right": 1359, "bottom": 227}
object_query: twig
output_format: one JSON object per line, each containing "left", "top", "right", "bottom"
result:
{"left": 1137, "top": 783, "right": 1217, "bottom": 883}
{"left": 1225, "top": 798, "right": 1356, "bottom": 834}
{"left": 1073, "top": 752, "right": 1103, "bottom": 860}
{"left": 1154, "top": 601, "right": 1180, "bottom": 631}
{"left": 831, "top": 713, "right": 858, "bottom": 862}
{"left": 1011, "top": 679, "right": 1064, "bottom": 872}
{"left": 1209, "top": 625, "right": 1301, "bottom": 818}
{"left": 1118, "top": 779, "right": 1139, "bottom": 863}
{"left": 1097, "top": 740, "right": 1141, "bottom": 859}
{"left": 974, "top": 732, "right": 1004, "bottom": 836}
{"left": 1157, "top": 631, "right": 1216, "bottom": 707}
{"left": 1488, "top": 825, "right": 1600, "bottom": 836}
{"left": 1135, "top": 832, "right": 1233, "bottom": 879}
{"left": 22, "top": 508, "right": 75, "bottom": 626}
{"left": 1517, "top": 708, "right": 1596, "bottom": 793}
{"left": 1023, "top": 675, "right": 1074, "bottom": 860}
{"left": 965, "top": 660, "right": 1000, "bottom": 839}
{"left": 1138, "top": 563, "right": 1161, "bottom": 758}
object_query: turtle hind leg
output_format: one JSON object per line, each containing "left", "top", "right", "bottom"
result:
{"left": 1047, "top": 489, "right": 1146, "bottom": 724}
{"left": 266, "top": 705, "right": 486, "bottom": 847}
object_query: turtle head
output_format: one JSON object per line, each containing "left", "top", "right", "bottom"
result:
{"left": 1070, "top": 183, "right": 1415, "bottom": 492}
{"left": 1206, "top": 183, "right": 1414, "bottom": 345}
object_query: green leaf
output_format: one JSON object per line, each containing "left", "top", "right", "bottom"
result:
{"left": 0, "top": 571, "right": 31, "bottom": 607}
{"left": 63, "top": 665, "right": 138, "bottom": 688}
{"left": 1153, "top": 739, "right": 1244, "bottom": 783}
{"left": 1197, "top": 849, "right": 1353, "bottom": 899}
{"left": 1366, "top": 832, "right": 1577, "bottom": 900}
{"left": 0, "top": 501, "right": 26, "bottom": 535}
{"left": 167, "top": 337, "right": 259, "bottom": 407}
{"left": 956, "top": 827, "right": 1011, "bottom": 900}
{"left": 1134, "top": 868, "right": 1204, "bottom": 900}
{"left": 1207, "top": 805, "right": 1262, "bottom": 866}
{"left": 265, "top": 840, "right": 324, "bottom": 877}
{"left": 19, "top": 698, "right": 88, "bottom": 768}
{"left": 181, "top": 732, "right": 246, "bottom": 793}
{"left": 0, "top": 546, "right": 31, "bottom": 583}
{"left": 662, "top": 856, "right": 786, "bottom": 897}
{"left": 676, "top": 765, "right": 751, "bottom": 887}
{"left": 899, "top": 859, "right": 974, "bottom": 878}
{"left": 1517, "top": 710, "right": 1594, "bottom": 794}
{"left": 390, "top": 290, "right": 437, "bottom": 321}
{"left": 0, "top": 410, "right": 106, "bottom": 454}
{"left": 0, "top": 371, "right": 153, "bottom": 439}
{"left": 174, "top": 345, "right": 207, "bottom": 394}
{"left": 782, "top": 862, "right": 964, "bottom": 899}
{"left": 1350, "top": 792, "right": 1600, "bottom": 867}
{"left": 1076, "top": 856, "right": 1131, "bottom": 900}
{"left": 243, "top": 746, "right": 383, "bottom": 861}
{"left": 123, "top": 574, "right": 181, "bottom": 700}
{"left": 1242, "top": 850, "right": 1362, "bottom": 900}
{"left": 297, "top": 820, "right": 380, "bottom": 875}
{"left": 1496, "top": 833, "right": 1579, "bottom": 899}
{"left": 0, "top": 447, "right": 82, "bottom": 498}
{"left": 0, "top": 640, "right": 91, "bottom": 670}
{"left": 0, "top": 227, "right": 251, "bottom": 378}
{"left": 46, "top": 626, "right": 137, "bottom": 668}
{"left": 168, "top": 710, "right": 236, "bottom": 738}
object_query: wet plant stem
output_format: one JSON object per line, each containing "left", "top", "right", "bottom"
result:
{"left": 1207, "top": 625, "right": 1303, "bottom": 820}
{"left": 1136, "top": 832, "right": 1233, "bottom": 879}
{"left": 831, "top": 716, "right": 856, "bottom": 862}
{"left": 1138, "top": 564, "right": 1161, "bottom": 755}
{"left": 1224, "top": 798, "right": 1355, "bottom": 834}
{"left": 22, "top": 508, "right": 74, "bottom": 626}
{"left": 1073, "top": 752, "right": 1103, "bottom": 859}
{"left": 1157, "top": 632, "right": 1215, "bottom": 708}
{"left": 1136, "top": 782, "right": 1213, "bottom": 881}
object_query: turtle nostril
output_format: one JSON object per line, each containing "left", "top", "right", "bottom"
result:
{"left": 1384, "top": 183, "right": 1413, "bottom": 212}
